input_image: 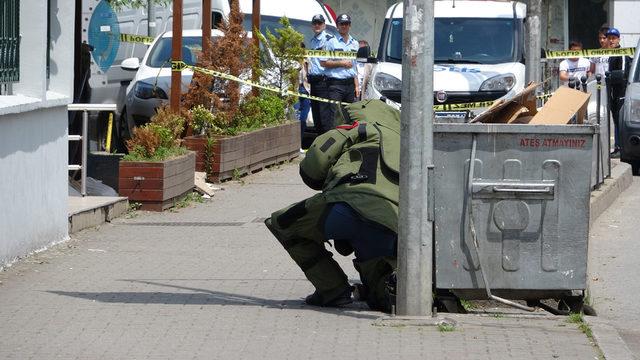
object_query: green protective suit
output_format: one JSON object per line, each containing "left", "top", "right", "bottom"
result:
{"left": 264, "top": 99, "right": 400, "bottom": 312}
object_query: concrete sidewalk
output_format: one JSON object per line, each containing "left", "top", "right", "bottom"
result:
{"left": 587, "top": 175, "right": 640, "bottom": 360}
{"left": 0, "top": 160, "right": 630, "bottom": 359}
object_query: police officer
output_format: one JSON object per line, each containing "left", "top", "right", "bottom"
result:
{"left": 606, "top": 27, "right": 632, "bottom": 157}
{"left": 321, "top": 13, "right": 359, "bottom": 128}
{"left": 308, "top": 14, "right": 335, "bottom": 135}
{"left": 264, "top": 100, "right": 400, "bottom": 312}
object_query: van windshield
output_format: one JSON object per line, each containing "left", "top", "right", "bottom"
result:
{"left": 384, "top": 18, "right": 517, "bottom": 65}
{"left": 147, "top": 36, "right": 210, "bottom": 67}
{"left": 243, "top": 15, "right": 340, "bottom": 48}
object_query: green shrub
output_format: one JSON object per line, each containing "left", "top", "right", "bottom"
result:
{"left": 202, "top": 92, "right": 286, "bottom": 137}
{"left": 123, "top": 107, "right": 188, "bottom": 162}
{"left": 191, "top": 104, "right": 220, "bottom": 135}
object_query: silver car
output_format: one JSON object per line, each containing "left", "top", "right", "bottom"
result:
{"left": 120, "top": 29, "right": 219, "bottom": 137}
{"left": 620, "top": 39, "right": 640, "bottom": 175}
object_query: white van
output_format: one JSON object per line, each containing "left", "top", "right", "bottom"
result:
{"left": 366, "top": 1, "right": 527, "bottom": 120}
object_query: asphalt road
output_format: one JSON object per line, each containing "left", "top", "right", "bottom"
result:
{"left": 589, "top": 175, "right": 640, "bottom": 358}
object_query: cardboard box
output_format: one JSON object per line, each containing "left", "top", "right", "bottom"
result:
{"left": 528, "top": 86, "right": 590, "bottom": 125}
{"left": 472, "top": 82, "right": 538, "bottom": 124}
{"left": 472, "top": 83, "right": 590, "bottom": 125}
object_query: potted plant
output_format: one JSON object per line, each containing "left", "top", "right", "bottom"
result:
{"left": 182, "top": 1, "right": 302, "bottom": 182}
{"left": 118, "top": 106, "right": 196, "bottom": 211}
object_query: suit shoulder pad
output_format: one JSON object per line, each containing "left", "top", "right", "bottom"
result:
{"left": 336, "top": 121, "right": 361, "bottom": 130}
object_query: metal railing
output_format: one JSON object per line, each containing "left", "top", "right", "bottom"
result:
{"left": 67, "top": 104, "right": 117, "bottom": 196}
{"left": 0, "top": 0, "right": 20, "bottom": 88}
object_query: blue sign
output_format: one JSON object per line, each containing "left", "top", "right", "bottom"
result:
{"left": 88, "top": 0, "right": 120, "bottom": 73}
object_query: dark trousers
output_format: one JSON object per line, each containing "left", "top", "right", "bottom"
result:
{"left": 323, "top": 202, "right": 397, "bottom": 312}
{"left": 265, "top": 196, "right": 396, "bottom": 312}
{"left": 326, "top": 80, "right": 356, "bottom": 128}
{"left": 310, "top": 79, "right": 334, "bottom": 135}
{"left": 295, "top": 85, "right": 310, "bottom": 145}
{"left": 609, "top": 89, "right": 625, "bottom": 150}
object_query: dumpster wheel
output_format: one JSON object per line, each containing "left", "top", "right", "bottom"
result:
{"left": 434, "top": 290, "right": 468, "bottom": 314}
{"left": 526, "top": 297, "right": 597, "bottom": 316}
{"left": 558, "top": 296, "right": 597, "bottom": 316}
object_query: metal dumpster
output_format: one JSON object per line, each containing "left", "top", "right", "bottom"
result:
{"left": 434, "top": 123, "right": 596, "bottom": 307}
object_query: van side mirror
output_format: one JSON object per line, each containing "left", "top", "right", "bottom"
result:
{"left": 121, "top": 57, "right": 140, "bottom": 71}
{"left": 356, "top": 45, "right": 378, "bottom": 64}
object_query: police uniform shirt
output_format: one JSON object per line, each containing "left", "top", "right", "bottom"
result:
{"left": 309, "top": 30, "right": 334, "bottom": 76}
{"left": 325, "top": 35, "right": 359, "bottom": 80}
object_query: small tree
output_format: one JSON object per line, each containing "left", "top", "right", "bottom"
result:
{"left": 256, "top": 17, "right": 305, "bottom": 111}
{"left": 209, "top": 0, "right": 253, "bottom": 123}
{"left": 183, "top": 37, "right": 216, "bottom": 111}
{"left": 184, "top": 0, "right": 254, "bottom": 126}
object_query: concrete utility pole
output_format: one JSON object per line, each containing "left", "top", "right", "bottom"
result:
{"left": 147, "top": 0, "right": 156, "bottom": 37}
{"left": 170, "top": 0, "right": 183, "bottom": 112}
{"left": 525, "top": 0, "right": 542, "bottom": 84}
{"left": 397, "top": 0, "right": 434, "bottom": 317}
{"left": 202, "top": 0, "right": 212, "bottom": 54}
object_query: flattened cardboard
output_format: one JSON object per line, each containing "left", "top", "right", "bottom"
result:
{"left": 472, "top": 82, "right": 538, "bottom": 124}
{"left": 529, "top": 86, "right": 590, "bottom": 125}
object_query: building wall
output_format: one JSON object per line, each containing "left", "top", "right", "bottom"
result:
{"left": 0, "top": 108, "right": 69, "bottom": 267}
{"left": 609, "top": 0, "right": 640, "bottom": 48}
{"left": 324, "top": 0, "right": 395, "bottom": 50}
{"left": 0, "top": 0, "right": 74, "bottom": 268}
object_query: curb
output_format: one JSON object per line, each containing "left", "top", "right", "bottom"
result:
{"left": 589, "top": 160, "right": 633, "bottom": 227}
{"left": 585, "top": 316, "right": 635, "bottom": 360}
{"left": 68, "top": 196, "right": 129, "bottom": 234}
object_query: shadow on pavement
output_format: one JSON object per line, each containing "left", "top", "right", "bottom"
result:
{"left": 47, "top": 279, "right": 378, "bottom": 320}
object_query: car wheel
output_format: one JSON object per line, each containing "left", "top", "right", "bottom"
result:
{"left": 632, "top": 161, "right": 640, "bottom": 176}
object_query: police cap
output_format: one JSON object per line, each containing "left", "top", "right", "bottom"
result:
{"left": 337, "top": 13, "right": 351, "bottom": 24}
{"left": 311, "top": 14, "right": 325, "bottom": 24}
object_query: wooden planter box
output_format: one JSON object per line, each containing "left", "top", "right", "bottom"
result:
{"left": 118, "top": 151, "right": 196, "bottom": 211}
{"left": 184, "top": 121, "right": 300, "bottom": 182}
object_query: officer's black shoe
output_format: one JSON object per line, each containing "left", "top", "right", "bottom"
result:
{"left": 305, "top": 287, "right": 353, "bottom": 307}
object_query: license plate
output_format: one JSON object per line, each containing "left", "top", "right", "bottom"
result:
{"left": 434, "top": 111, "right": 468, "bottom": 120}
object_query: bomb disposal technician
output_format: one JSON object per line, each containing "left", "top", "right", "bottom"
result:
{"left": 265, "top": 100, "right": 400, "bottom": 312}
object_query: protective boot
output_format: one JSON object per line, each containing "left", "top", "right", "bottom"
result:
{"left": 305, "top": 286, "right": 353, "bottom": 307}
{"left": 353, "top": 257, "right": 396, "bottom": 313}
{"left": 265, "top": 217, "right": 351, "bottom": 305}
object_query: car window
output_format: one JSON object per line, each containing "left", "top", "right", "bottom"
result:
{"left": 147, "top": 36, "right": 210, "bottom": 67}
{"left": 385, "top": 17, "right": 517, "bottom": 64}
{"left": 242, "top": 15, "right": 339, "bottom": 48}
